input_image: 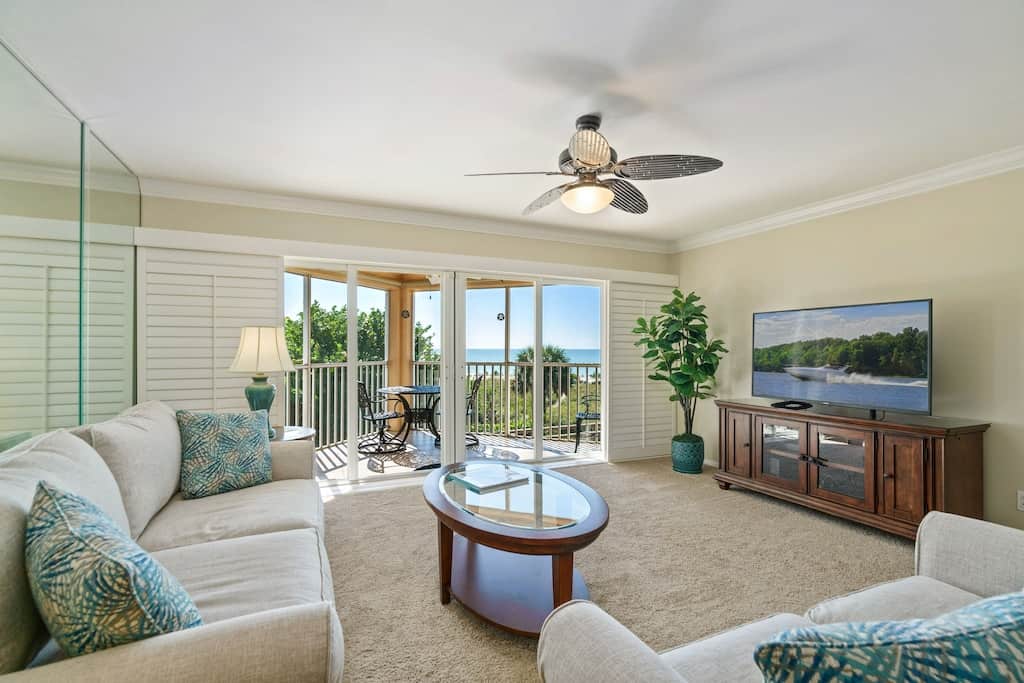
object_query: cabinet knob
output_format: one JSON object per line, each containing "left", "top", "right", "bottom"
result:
{"left": 882, "top": 473, "right": 895, "bottom": 480}
{"left": 742, "top": 442, "right": 750, "bottom": 448}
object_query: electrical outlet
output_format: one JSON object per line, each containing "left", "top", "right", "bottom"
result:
{"left": 1018, "top": 490, "right": 1024, "bottom": 512}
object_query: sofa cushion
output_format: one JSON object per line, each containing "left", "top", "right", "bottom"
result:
{"left": 137, "top": 478, "right": 323, "bottom": 552}
{"left": 755, "top": 592, "right": 1024, "bottom": 682}
{"left": 87, "top": 401, "right": 182, "bottom": 539}
{"left": 806, "top": 575, "right": 981, "bottom": 624}
{"left": 25, "top": 482, "right": 203, "bottom": 658}
{"left": 661, "top": 614, "right": 813, "bottom": 683}
{"left": 151, "top": 528, "right": 334, "bottom": 624}
{"left": 177, "top": 410, "right": 273, "bottom": 499}
{"left": 0, "top": 430, "right": 130, "bottom": 674}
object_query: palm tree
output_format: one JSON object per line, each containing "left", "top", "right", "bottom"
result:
{"left": 515, "top": 345, "right": 571, "bottom": 397}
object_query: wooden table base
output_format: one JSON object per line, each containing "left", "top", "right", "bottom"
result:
{"left": 443, "top": 533, "right": 589, "bottom": 637}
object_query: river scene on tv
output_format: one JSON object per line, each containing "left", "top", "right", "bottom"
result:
{"left": 753, "top": 301, "right": 930, "bottom": 413}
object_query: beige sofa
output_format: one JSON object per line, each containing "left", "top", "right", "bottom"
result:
{"left": 0, "top": 401, "right": 342, "bottom": 682}
{"left": 538, "top": 512, "right": 1024, "bottom": 682}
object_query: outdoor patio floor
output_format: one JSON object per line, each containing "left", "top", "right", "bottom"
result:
{"left": 315, "top": 429, "right": 602, "bottom": 481}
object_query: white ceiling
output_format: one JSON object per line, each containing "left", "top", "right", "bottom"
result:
{"left": 2, "top": 1, "right": 1023, "bottom": 250}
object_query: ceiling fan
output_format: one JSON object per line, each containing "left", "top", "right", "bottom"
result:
{"left": 466, "top": 113, "right": 723, "bottom": 216}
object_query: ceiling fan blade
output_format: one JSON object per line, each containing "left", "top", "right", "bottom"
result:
{"left": 522, "top": 184, "right": 570, "bottom": 216}
{"left": 606, "top": 179, "right": 648, "bottom": 214}
{"left": 466, "top": 170, "right": 572, "bottom": 177}
{"left": 614, "top": 154, "right": 723, "bottom": 180}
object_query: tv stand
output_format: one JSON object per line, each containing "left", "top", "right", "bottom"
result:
{"left": 714, "top": 398, "right": 988, "bottom": 539}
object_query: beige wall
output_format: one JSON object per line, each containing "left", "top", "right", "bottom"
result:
{"left": 0, "top": 177, "right": 139, "bottom": 226}
{"left": 675, "top": 168, "right": 1024, "bottom": 529}
{"left": 141, "top": 195, "right": 674, "bottom": 274}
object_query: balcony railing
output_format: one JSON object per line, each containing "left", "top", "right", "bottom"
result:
{"left": 286, "top": 360, "right": 601, "bottom": 451}
{"left": 412, "top": 361, "right": 600, "bottom": 441}
{"left": 283, "top": 360, "right": 387, "bottom": 450}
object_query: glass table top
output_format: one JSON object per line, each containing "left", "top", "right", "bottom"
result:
{"left": 440, "top": 462, "right": 591, "bottom": 530}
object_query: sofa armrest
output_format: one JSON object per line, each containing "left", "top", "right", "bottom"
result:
{"left": 537, "top": 601, "right": 685, "bottom": 683}
{"left": 5, "top": 603, "right": 343, "bottom": 683}
{"left": 271, "top": 440, "right": 315, "bottom": 480}
{"left": 916, "top": 511, "right": 1024, "bottom": 597}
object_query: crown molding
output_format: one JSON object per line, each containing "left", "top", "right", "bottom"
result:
{"left": 137, "top": 176, "right": 674, "bottom": 254}
{"left": 0, "top": 159, "right": 140, "bottom": 193}
{"left": 673, "top": 144, "right": 1024, "bottom": 252}
{"left": 0, "top": 159, "right": 78, "bottom": 187}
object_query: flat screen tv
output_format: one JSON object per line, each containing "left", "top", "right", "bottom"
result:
{"left": 752, "top": 299, "right": 932, "bottom": 414}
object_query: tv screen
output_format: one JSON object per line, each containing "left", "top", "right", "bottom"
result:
{"left": 752, "top": 299, "right": 932, "bottom": 414}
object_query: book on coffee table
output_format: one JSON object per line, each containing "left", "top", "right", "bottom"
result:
{"left": 449, "top": 467, "right": 529, "bottom": 494}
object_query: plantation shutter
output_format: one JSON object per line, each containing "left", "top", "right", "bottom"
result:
{"left": 137, "top": 246, "right": 284, "bottom": 425}
{"left": 82, "top": 227, "right": 136, "bottom": 423}
{"left": 0, "top": 217, "right": 134, "bottom": 435}
{"left": 607, "top": 282, "right": 677, "bottom": 461}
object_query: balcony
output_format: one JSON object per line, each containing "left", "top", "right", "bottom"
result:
{"left": 283, "top": 359, "right": 602, "bottom": 480}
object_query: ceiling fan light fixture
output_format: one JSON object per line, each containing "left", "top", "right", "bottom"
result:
{"left": 560, "top": 181, "right": 614, "bottom": 214}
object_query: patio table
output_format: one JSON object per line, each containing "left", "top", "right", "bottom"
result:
{"left": 378, "top": 385, "right": 442, "bottom": 445}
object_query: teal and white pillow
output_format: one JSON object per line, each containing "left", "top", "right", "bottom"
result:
{"left": 24, "top": 481, "right": 202, "bottom": 657}
{"left": 176, "top": 410, "right": 273, "bottom": 499}
{"left": 755, "top": 591, "right": 1024, "bottom": 682}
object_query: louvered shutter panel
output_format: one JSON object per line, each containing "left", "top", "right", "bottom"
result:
{"left": 0, "top": 218, "right": 134, "bottom": 435}
{"left": 82, "top": 227, "right": 136, "bottom": 423}
{"left": 137, "top": 247, "right": 284, "bottom": 425}
{"left": 607, "top": 283, "right": 677, "bottom": 461}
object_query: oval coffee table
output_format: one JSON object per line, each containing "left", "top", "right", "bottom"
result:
{"left": 422, "top": 461, "right": 609, "bottom": 637}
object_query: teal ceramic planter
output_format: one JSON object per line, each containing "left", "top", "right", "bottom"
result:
{"left": 671, "top": 434, "right": 704, "bottom": 474}
{"left": 244, "top": 375, "right": 277, "bottom": 439}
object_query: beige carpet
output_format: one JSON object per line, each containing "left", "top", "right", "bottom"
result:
{"left": 323, "top": 459, "right": 914, "bottom": 682}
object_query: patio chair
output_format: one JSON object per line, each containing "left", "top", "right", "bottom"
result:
{"left": 465, "top": 375, "right": 483, "bottom": 448}
{"left": 356, "top": 381, "right": 406, "bottom": 464}
{"left": 574, "top": 394, "right": 601, "bottom": 453}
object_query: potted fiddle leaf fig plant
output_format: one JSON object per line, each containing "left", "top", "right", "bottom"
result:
{"left": 633, "top": 290, "right": 727, "bottom": 473}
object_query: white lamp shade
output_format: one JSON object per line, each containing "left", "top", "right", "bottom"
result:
{"left": 228, "top": 326, "right": 296, "bottom": 374}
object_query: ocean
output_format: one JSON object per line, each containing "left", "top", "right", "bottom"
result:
{"left": 466, "top": 348, "right": 600, "bottom": 363}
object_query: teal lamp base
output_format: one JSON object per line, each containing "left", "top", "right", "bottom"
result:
{"left": 244, "top": 375, "right": 277, "bottom": 439}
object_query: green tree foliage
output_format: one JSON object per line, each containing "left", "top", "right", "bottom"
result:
{"left": 515, "top": 345, "right": 572, "bottom": 397}
{"left": 284, "top": 300, "right": 438, "bottom": 363}
{"left": 414, "top": 323, "right": 440, "bottom": 362}
{"left": 633, "top": 290, "right": 727, "bottom": 436}
{"left": 752, "top": 327, "right": 928, "bottom": 378}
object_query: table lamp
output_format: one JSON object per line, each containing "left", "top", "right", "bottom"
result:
{"left": 228, "top": 326, "right": 296, "bottom": 438}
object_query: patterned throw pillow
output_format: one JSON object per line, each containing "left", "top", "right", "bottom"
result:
{"left": 176, "top": 410, "right": 273, "bottom": 499}
{"left": 754, "top": 592, "right": 1024, "bottom": 682}
{"left": 24, "top": 481, "right": 202, "bottom": 657}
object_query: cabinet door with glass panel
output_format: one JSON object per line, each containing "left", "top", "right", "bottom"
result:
{"left": 808, "top": 425, "right": 876, "bottom": 511}
{"left": 753, "top": 417, "right": 807, "bottom": 492}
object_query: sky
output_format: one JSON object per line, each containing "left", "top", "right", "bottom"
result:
{"left": 754, "top": 300, "right": 930, "bottom": 348}
{"left": 285, "top": 274, "right": 601, "bottom": 350}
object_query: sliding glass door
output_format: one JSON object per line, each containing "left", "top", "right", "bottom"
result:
{"left": 282, "top": 264, "right": 603, "bottom": 481}
{"left": 284, "top": 265, "right": 455, "bottom": 481}
{"left": 454, "top": 274, "right": 603, "bottom": 464}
